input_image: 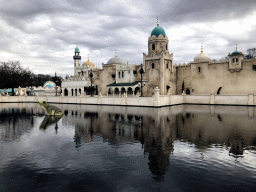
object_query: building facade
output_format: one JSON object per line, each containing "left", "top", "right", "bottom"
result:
{"left": 62, "top": 20, "right": 256, "bottom": 97}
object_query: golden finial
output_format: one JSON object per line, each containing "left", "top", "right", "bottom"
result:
{"left": 157, "top": 16, "right": 159, "bottom": 26}
{"left": 235, "top": 43, "right": 237, "bottom": 51}
{"left": 201, "top": 42, "right": 203, "bottom": 53}
{"left": 115, "top": 50, "right": 117, "bottom": 57}
{"left": 88, "top": 54, "right": 89, "bottom": 61}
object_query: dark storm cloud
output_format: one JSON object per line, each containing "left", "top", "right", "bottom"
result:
{"left": 158, "top": 0, "right": 256, "bottom": 23}
{"left": 0, "top": 0, "right": 256, "bottom": 76}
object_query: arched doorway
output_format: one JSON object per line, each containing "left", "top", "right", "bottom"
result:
{"left": 127, "top": 87, "right": 133, "bottom": 95}
{"left": 64, "top": 89, "right": 68, "bottom": 96}
{"left": 186, "top": 88, "right": 190, "bottom": 95}
{"left": 79, "top": 88, "right": 81, "bottom": 95}
{"left": 115, "top": 88, "right": 119, "bottom": 95}
{"left": 135, "top": 87, "right": 140, "bottom": 95}
{"left": 121, "top": 87, "right": 126, "bottom": 94}
{"left": 108, "top": 88, "right": 111, "bottom": 95}
{"left": 217, "top": 87, "right": 222, "bottom": 95}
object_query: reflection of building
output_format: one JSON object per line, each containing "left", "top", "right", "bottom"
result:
{"left": 143, "top": 115, "right": 175, "bottom": 179}
{"left": 62, "top": 19, "right": 256, "bottom": 97}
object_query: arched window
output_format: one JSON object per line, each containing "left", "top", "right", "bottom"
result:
{"left": 119, "top": 71, "right": 121, "bottom": 78}
{"left": 198, "top": 67, "right": 201, "bottom": 72}
{"left": 122, "top": 71, "right": 124, "bottom": 78}
{"left": 64, "top": 89, "right": 68, "bottom": 96}
{"left": 152, "top": 44, "right": 155, "bottom": 50}
{"left": 81, "top": 71, "right": 84, "bottom": 76}
{"left": 236, "top": 58, "right": 238, "bottom": 62}
{"left": 166, "top": 63, "right": 168, "bottom": 69}
{"left": 166, "top": 44, "right": 168, "bottom": 50}
{"left": 152, "top": 63, "right": 155, "bottom": 69}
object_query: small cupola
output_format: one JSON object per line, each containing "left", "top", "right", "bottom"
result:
{"left": 75, "top": 46, "right": 80, "bottom": 53}
{"left": 228, "top": 44, "right": 244, "bottom": 72}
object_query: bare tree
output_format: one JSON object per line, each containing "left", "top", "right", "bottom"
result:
{"left": 0, "top": 61, "right": 33, "bottom": 95}
{"left": 244, "top": 48, "right": 256, "bottom": 59}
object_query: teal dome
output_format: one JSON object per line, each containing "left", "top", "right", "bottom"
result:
{"left": 43, "top": 81, "right": 56, "bottom": 89}
{"left": 151, "top": 26, "right": 166, "bottom": 37}
{"left": 75, "top": 47, "right": 80, "bottom": 53}
{"left": 232, "top": 50, "right": 241, "bottom": 54}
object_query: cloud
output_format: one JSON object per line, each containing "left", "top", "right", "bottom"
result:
{"left": 0, "top": 0, "right": 256, "bottom": 76}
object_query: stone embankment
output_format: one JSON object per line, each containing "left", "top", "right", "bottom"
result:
{"left": 1, "top": 88, "right": 256, "bottom": 108}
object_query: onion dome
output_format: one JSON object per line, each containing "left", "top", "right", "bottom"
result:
{"left": 75, "top": 47, "right": 80, "bottom": 53}
{"left": 82, "top": 56, "right": 95, "bottom": 67}
{"left": 232, "top": 50, "right": 241, "bottom": 54}
{"left": 43, "top": 81, "right": 56, "bottom": 89}
{"left": 232, "top": 45, "right": 241, "bottom": 54}
{"left": 151, "top": 19, "right": 166, "bottom": 37}
{"left": 194, "top": 45, "right": 211, "bottom": 63}
{"left": 107, "top": 52, "right": 126, "bottom": 64}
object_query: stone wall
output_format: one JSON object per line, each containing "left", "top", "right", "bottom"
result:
{"left": 1, "top": 89, "right": 256, "bottom": 107}
{"left": 176, "top": 58, "right": 256, "bottom": 95}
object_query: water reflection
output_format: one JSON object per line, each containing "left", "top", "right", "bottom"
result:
{"left": 1, "top": 104, "right": 256, "bottom": 191}
{"left": 39, "top": 115, "right": 62, "bottom": 130}
{"left": 59, "top": 105, "right": 256, "bottom": 179}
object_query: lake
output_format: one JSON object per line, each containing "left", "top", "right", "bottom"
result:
{"left": 0, "top": 103, "right": 256, "bottom": 192}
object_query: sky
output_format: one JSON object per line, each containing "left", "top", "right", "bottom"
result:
{"left": 0, "top": 0, "right": 256, "bottom": 77}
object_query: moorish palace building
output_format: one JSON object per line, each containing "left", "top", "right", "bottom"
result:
{"left": 61, "top": 20, "right": 256, "bottom": 97}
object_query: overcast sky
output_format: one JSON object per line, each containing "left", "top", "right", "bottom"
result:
{"left": 0, "top": 0, "right": 256, "bottom": 77}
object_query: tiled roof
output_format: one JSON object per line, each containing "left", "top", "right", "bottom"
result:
{"left": 107, "top": 81, "right": 139, "bottom": 87}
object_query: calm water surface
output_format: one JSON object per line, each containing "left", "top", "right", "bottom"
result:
{"left": 0, "top": 103, "right": 256, "bottom": 192}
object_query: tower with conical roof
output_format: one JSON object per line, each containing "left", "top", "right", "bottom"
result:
{"left": 73, "top": 46, "right": 81, "bottom": 75}
{"left": 143, "top": 19, "right": 175, "bottom": 96}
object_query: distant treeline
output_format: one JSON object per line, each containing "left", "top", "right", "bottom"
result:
{"left": 32, "top": 73, "right": 62, "bottom": 87}
{"left": 0, "top": 61, "right": 62, "bottom": 90}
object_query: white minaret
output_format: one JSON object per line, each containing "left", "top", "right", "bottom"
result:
{"left": 73, "top": 46, "right": 81, "bottom": 75}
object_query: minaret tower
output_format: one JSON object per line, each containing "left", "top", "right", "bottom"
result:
{"left": 73, "top": 46, "right": 81, "bottom": 75}
{"left": 143, "top": 19, "right": 174, "bottom": 96}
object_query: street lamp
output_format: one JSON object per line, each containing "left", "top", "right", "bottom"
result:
{"left": 30, "top": 76, "right": 34, "bottom": 96}
{"left": 139, "top": 63, "right": 145, "bottom": 97}
{"left": 89, "top": 69, "right": 93, "bottom": 97}
{"left": 55, "top": 72, "right": 58, "bottom": 96}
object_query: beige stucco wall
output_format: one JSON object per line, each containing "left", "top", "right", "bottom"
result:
{"left": 94, "top": 64, "right": 116, "bottom": 95}
{"left": 176, "top": 59, "right": 256, "bottom": 95}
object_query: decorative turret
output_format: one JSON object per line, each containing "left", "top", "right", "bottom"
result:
{"left": 148, "top": 19, "right": 169, "bottom": 54}
{"left": 228, "top": 44, "right": 244, "bottom": 72}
